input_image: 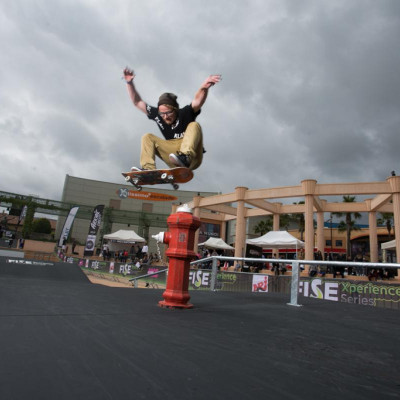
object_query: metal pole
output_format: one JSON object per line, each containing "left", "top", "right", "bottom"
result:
{"left": 330, "top": 215, "right": 333, "bottom": 256}
{"left": 287, "top": 260, "right": 302, "bottom": 307}
{"left": 210, "top": 257, "right": 218, "bottom": 291}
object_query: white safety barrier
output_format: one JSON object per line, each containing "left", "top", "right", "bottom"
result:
{"left": 191, "top": 256, "right": 400, "bottom": 307}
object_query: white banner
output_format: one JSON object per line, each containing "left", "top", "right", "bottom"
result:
{"left": 58, "top": 206, "right": 79, "bottom": 247}
{"left": 18, "top": 205, "right": 27, "bottom": 224}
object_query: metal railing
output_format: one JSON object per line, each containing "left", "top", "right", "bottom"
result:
{"left": 33, "top": 252, "right": 52, "bottom": 261}
{"left": 129, "top": 268, "right": 168, "bottom": 288}
{"left": 190, "top": 256, "right": 400, "bottom": 307}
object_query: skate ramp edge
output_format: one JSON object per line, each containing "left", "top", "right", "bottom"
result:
{"left": 0, "top": 250, "right": 24, "bottom": 258}
{"left": 0, "top": 256, "right": 90, "bottom": 283}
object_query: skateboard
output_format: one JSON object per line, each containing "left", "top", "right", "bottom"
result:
{"left": 122, "top": 167, "right": 193, "bottom": 191}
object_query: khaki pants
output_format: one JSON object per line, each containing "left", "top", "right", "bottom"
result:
{"left": 140, "top": 122, "right": 203, "bottom": 170}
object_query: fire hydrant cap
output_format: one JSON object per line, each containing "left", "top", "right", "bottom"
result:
{"left": 152, "top": 232, "right": 165, "bottom": 243}
{"left": 177, "top": 203, "right": 192, "bottom": 213}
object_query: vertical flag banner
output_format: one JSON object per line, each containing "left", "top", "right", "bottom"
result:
{"left": 18, "top": 205, "right": 28, "bottom": 225}
{"left": 84, "top": 205, "right": 105, "bottom": 256}
{"left": 58, "top": 206, "right": 79, "bottom": 247}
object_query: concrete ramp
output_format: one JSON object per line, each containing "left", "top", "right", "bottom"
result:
{"left": 0, "top": 256, "right": 90, "bottom": 283}
{"left": 0, "top": 249, "right": 24, "bottom": 258}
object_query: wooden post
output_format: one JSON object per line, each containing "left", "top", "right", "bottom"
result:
{"left": 234, "top": 187, "right": 248, "bottom": 262}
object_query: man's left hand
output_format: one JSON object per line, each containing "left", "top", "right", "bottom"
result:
{"left": 202, "top": 74, "right": 222, "bottom": 89}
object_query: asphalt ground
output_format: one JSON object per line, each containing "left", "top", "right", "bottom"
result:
{"left": 0, "top": 257, "right": 399, "bottom": 400}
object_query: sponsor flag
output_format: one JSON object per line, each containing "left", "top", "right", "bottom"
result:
{"left": 84, "top": 205, "right": 104, "bottom": 256}
{"left": 18, "top": 205, "right": 28, "bottom": 224}
{"left": 252, "top": 275, "right": 269, "bottom": 292}
{"left": 58, "top": 206, "right": 79, "bottom": 247}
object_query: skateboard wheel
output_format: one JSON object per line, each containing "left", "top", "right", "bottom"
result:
{"left": 161, "top": 172, "right": 167, "bottom": 179}
{"left": 124, "top": 176, "right": 130, "bottom": 182}
{"left": 172, "top": 184, "right": 179, "bottom": 190}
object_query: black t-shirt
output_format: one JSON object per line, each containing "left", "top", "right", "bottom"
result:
{"left": 146, "top": 104, "right": 201, "bottom": 140}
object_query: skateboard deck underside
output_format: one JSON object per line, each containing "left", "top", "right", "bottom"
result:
{"left": 122, "top": 167, "right": 193, "bottom": 190}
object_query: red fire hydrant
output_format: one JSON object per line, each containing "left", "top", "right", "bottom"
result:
{"left": 152, "top": 204, "right": 201, "bottom": 309}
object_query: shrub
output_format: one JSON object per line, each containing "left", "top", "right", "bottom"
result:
{"left": 32, "top": 218, "right": 52, "bottom": 234}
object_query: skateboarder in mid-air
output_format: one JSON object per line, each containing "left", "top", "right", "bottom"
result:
{"left": 123, "top": 67, "right": 221, "bottom": 171}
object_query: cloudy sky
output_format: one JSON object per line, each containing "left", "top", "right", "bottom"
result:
{"left": 1, "top": 0, "right": 400, "bottom": 201}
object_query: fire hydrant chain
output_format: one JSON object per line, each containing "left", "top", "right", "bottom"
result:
{"left": 155, "top": 241, "right": 165, "bottom": 266}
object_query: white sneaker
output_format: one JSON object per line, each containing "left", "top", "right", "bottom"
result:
{"left": 169, "top": 152, "right": 191, "bottom": 168}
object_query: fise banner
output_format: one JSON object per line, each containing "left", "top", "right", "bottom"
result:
{"left": 300, "top": 278, "right": 400, "bottom": 309}
{"left": 58, "top": 206, "right": 79, "bottom": 247}
{"left": 84, "top": 205, "right": 104, "bottom": 256}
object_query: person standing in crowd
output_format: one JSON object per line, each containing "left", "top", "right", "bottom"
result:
{"left": 141, "top": 243, "right": 148, "bottom": 258}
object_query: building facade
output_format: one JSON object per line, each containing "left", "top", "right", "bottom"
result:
{"left": 56, "top": 175, "right": 218, "bottom": 254}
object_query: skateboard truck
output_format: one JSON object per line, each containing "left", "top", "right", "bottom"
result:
{"left": 122, "top": 167, "right": 193, "bottom": 191}
{"left": 161, "top": 172, "right": 179, "bottom": 190}
{"left": 124, "top": 176, "right": 144, "bottom": 191}
{"left": 124, "top": 175, "right": 179, "bottom": 191}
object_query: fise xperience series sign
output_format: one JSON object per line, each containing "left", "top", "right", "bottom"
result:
{"left": 117, "top": 189, "right": 177, "bottom": 202}
{"left": 188, "top": 270, "right": 269, "bottom": 293}
{"left": 300, "top": 278, "right": 400, "bottom": 309}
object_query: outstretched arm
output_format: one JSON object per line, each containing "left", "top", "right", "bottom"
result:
{"left": 123, "top": 67, "right": 147, "bottom": 114}
{"left": 191, "top": 74, "right": 222, "bottom": 113}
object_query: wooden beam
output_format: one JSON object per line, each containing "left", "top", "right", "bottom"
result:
{"left": 245, "top": 186, "right": 304, "bottom": 200}
{"left": 244, "top": 198, "right": 277, "bottom": 213}
{"left": 198, "top": 210, "right": 225, "bottom": 221}
{"left": 377, "top": 204, "right": 394, "bottom": 213}
{"left": 202, "top": 204, "right": 238, "bottom": 216}
{"left": 313, "top": 196, "right": 324, "bottom": 212}
{"left": 315, "top": 181, "right": 391, "bottom": 196}
{"left": 280, "top": 204, "right": 305, "bottom": 214}
{"left": 198, "top": 193, "right": 237, "bottom": 207}
{"left": 245, "top": 208, "right": 272, "bottom": 218}
{"left": 369, "top": 194, "right": 392, "bottom": 211}
{"left": 324, "top": 202, "right": 369, "bottom": 213}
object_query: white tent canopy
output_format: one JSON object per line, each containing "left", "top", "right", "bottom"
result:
{"left": 381, "top": 239, "right": 396, "bottom": 250}
{"left": 198, "top": 237, "right": 235, "bottom": 251}
{"left": 246, "top": 231, "right": 304, "bottom": 249}
{"left": 103, "top": 230, "right": 146, "bottom": 243}
{"left": 103, "top": 230, "right": 146, "bottom": 253}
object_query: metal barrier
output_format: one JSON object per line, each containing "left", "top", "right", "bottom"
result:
{"left": 190, "top": 256, "right": 400, "bottom": 307}
{"left": 129, "top": 268, "right": 168, "bottom": 288}
{"left": 34, "top": 252, "right": 52, "bottom": 261}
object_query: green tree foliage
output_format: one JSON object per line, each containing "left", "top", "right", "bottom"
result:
{"left": 22, "top": 202, "right": 36, "bottom": 239}
{"left": 254, "top": 214, "right": 291, "bottom": 237}
{"left": 279, "top": 214, "right": 291, "bottom": 230}
{"left": 254, "top": 217, "right": 272, "bottom": 236}
{"left": 334, "top": 196, "right": 362, "bottom": 258}
{"left": 32, "top": 218, "right": 52, "bottom": 234}
{"left": 378, "top": 212, "right": 393, "bottom": 238}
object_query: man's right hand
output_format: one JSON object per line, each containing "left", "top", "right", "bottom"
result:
{"left": 123, "top": 67, "right": 148, "bottom": 114}
{"left": 123, "top": 67, "right": 135, "bottom": 83}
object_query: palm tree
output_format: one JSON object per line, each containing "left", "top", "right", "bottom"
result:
{"left": 279, "top": 214, "right": 291, "bottom": 231}
{"left": 378, "top": 212, "right": 393, "bottom": 239}
{"left": 254, "top": 217, "right": 273, "bottom": 236}
{"left": 334, "top": 196, "right": 362, "bottom": 258}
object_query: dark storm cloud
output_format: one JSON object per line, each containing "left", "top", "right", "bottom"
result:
{"left": 1, "top": 0, "right": 400, "bottom": 200}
